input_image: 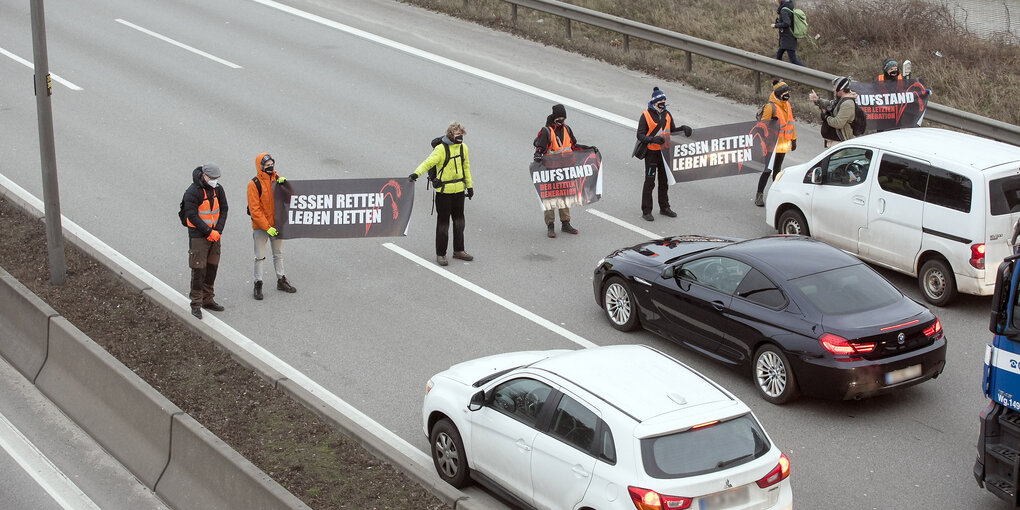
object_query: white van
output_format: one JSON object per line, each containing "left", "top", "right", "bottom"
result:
{"left": 764, "top": 128, "right": 1020, "bottom": 306}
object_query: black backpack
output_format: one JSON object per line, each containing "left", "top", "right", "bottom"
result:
{"left": 839, "top": 98, "right": 868, "bottom": 137}
{"left": 425, "top": 136, "right": 449, "bottom": 188}
{"left": 246, "top": 177, "right": 262, "bottom": 216}
{"left": 178, "top": 195, "right": 188, "bottom": 226}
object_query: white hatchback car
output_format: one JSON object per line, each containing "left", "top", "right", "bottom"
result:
{"left": 422, "top": 345, "right": 793, "bottom": 510}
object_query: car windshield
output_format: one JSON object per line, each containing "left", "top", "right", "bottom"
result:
{"left": 640, "top": 413, "right": 770, "bottom": 478}
{"left": 789, "top": 264, "right": 901, "bottom": 315}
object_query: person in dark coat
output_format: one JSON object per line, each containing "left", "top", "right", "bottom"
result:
{"left": 635, "top": 87, "right": 693, "bottom": 222}
{"left": 182, "top": 163, "right": 228, "bottom": 319}
{"left": 772, "top": 0, "right": 803, "bottom": 66}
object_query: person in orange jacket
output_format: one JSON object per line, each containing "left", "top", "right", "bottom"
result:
{"left": 247, "top": 153, "right": 296, "bottom": 300}
{"left": 754, "top": 80, "right": 797, "bottom": 206}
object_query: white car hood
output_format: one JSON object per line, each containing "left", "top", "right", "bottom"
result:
{"left": 437, "top": 349, "right": 570, "bottom": 386}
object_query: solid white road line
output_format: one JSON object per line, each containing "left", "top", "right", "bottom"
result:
{"left": 0, "top": 410, "right": 102, "bottom": 510}
{"left": 0, "top": 46, "right": 83, "bottom": 91}
{"left": 382, "top": 243, "right": 600, "bottom": 350}
{"left": 587, "top": 209, "right": 660, "bottom": 239}
{"left": 114, "top": 19, "right": 242, "bottom": 69}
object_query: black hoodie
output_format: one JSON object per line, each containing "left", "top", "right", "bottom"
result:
{"left": 182, "top": 166, "right": 228, "bottom": 239}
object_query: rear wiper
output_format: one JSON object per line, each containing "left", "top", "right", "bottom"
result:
{"left": 716, "top": 453, "right": 752, "bottom": 469}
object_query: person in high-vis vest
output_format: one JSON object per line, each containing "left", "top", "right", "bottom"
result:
{"left": 409, "top": 122, "right": 474, "bottom": 267}
{"left": 636, "top": 87, "right": 693, "bottom": 222}
{"left": 754, "top": 81, "right": 797, "bottom": 207}
{"left": 247, "top": 153, "right": 297, "bottom": 301}
{"left": 878, "top": 58, "right": 902, "bottom": 82}
{"left": 533, "top": 104, "right": 596, "bottom": 238}
{"left": 182, "top": 163, "right": 229, "bottom": 319}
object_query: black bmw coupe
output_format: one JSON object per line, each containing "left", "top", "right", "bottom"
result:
{"left": 593, "top": 235, "right": 947, "bottom": 404}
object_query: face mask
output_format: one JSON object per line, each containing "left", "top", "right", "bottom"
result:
{"left": 262, "top": 165, "right": 274, "bottom": 174}
{"left": 207, "top": 178, "right": 218, "bottom": 187}
{"left": 453, "top": 134, "right": 464, "bottom": 143}
{"left": 655, "top": 102, "right": 666, "bottom": 112}
{"left": 554, "top": 118, "right": 564, "bottom": 126}
{"left": 888, "top": 70, "right": 899, "bottom": 77}
{"left": 780, "top": 93, "right": 791, "bottom": 101}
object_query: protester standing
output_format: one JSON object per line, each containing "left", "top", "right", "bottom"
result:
{"left": 754, "top": 80, "right": 797, "bottom": 206}
{"left": 247, "top": 153, "right": 296, "bottom": 300}
{"left": 182, "top": 163, "right": 228, "bottom": 319}
{"left": 534, "top": 104, "right": 595, "bottom": 238}
{"left": 809, "top": 76, "right": 858, "bottom": 147}
{"left": 636, "top": 87, "right": 692, "bottom": 222}
{"left": 409, "top": 122, "right": 474, "bottom": 266}
{"left": 878, "top": 58, "right": 902, "bottom": 82}
{"left": 772, "top": 0, "right": 804, "bottom": 66}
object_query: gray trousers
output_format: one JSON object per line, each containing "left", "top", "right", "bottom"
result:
{"left": 252, "top": 229, "right": 285, "bottom": 282}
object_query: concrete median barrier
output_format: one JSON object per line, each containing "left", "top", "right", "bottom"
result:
{"left": 34, "top": 316, "right": 179, "bottom": 489}
{"left": 155, "top": 413, "right": 311, "bottom": 510}
{"left": 0, "top": 267, "right": 57, "bottom": 381}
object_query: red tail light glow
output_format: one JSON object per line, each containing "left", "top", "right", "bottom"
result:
{"left": 756, "top": 453, "right": 791, "bottom": 488}
{"left": 690, "top": 420, "right": 719, "bottom": 431}
{"left": 628, "top": 486, "right": 692, "bottom": 510}
{"left": 819, "top": 333, "right": 875, "bottom": 360}
{"left": 923, "top": 319, "right": 942, "bottom": 337}
{"left": 970, "top": 243, "right": 985, "bottom": 269}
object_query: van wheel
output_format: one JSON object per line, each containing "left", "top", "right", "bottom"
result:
{"left": 778, "top": 209, "right": 809, "bottom": 236}
{"left": 918, "top": 259, "right": 957, "bottom": 307}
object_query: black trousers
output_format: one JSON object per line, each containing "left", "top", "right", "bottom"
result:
{"left": 756, "top": 152, "right": 787, "bottom": 194}
{"left": 641, "top": 153, "right": 670, "bottom": 214}
{"left": 435, "top": 192, "right": 466, "bottom": 256}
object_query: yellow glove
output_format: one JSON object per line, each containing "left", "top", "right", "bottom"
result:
{"left": 277, "top": 176, "right": 286, "bottom": 184}
{"left": 267, "top": 227, "right": 278, "bottom": 237}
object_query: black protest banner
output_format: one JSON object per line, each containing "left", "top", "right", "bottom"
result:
{"left": 663, "top": 120, "right": 779, "bottom": 183}
{"left": 850, "top": 79, "right": 930, "bottom": 131}
{"left": 530, "top": 148, "right": 603, "bottom": 211}
{"left": 272, "top": 178, "right": 414, "bottom": 239}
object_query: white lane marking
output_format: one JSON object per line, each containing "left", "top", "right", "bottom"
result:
{"left": 382, "top": 243, "right": 599, "bottom": 349}
{"left": 0, "top": 46, "right": 83, "bottom": 91}
{"left": 587, "top": 209, "right": 660, "bottom": 239}
{"left": 114, "top": 19, "right": 242, "bottom": 69}
{"left": 0, "top": 410, "right": 102, "bottom": 510}
{"left": 247, "top": 0, "right": 634, "bottom": 129}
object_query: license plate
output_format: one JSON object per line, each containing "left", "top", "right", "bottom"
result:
{"left": 885, "top": 364, "right": 922, "bottom": 385}
{"left": 698, "top": 484, "right": 751, "bottom": 510}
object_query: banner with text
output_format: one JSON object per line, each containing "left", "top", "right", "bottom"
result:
{"left": 664, "top": 120, "right": 778, "bottom": 183}
{"left": 272, "top": 178, "right": 414, "bottom": 239}
{"left": 529, "top": 148, "right": 603, "bottom": 211}
{"left": 850, "top": 79, "right": 930, "bottom": 131}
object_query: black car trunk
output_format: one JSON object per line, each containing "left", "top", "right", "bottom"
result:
{"left": 822, "top": 302, "right": 938, "bottom": 360}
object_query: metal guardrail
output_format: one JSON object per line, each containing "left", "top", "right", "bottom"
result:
{"left": 493, "top": 0, "right": 1020, "bottom": 146}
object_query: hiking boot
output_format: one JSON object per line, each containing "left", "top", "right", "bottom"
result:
{"left": 561, "top": 221, "right": 578, "bottom": 234}
{"left": 277, "top": 276, "right": 297, "bottom": 293}
{"left": 437, "top": 256, "right": 449, "bottom": 266}
{"left": 660, "top": 208, "right": 678, "bottom": 218}
{"left": 190, "top": 307, "right": 202, "bottom": 319}
{"left": 453, "top": 251, "right": 474, "bottom": 261}
{"left": 253, "top": 280, "right": 264, "bottom": 300}
{"left": 547, "top": 223, "right": 556, "bottom": 238}
{"left": 754, "top": 193, "right": 765, "bottom": 207}
{"left": 642, "top": 213, "right": 654, "bottom": 222}
{"left": 202, "top": 301, "right": 225, "bottom": 312}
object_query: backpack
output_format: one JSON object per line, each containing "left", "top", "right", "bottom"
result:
{"left": 178, "top": 196, "right": 188, "bottom": 226}
{"left": 842, "top": 98, "right": 868, "bottom": 136}
{"left": 246, "top": 177, "right": 262, "bottom": 216}
{"left": 755, "top": 103, "right": 773, "bottom": 121}
{"left": 783, "top": 7, "right": 808, "bottom": 39}
{"left": 426, "top": 136, "right": 463, "bottom": 190}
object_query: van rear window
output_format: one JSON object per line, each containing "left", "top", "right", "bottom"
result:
{"left": 989, "top": 174, "right": 1020, "bottom": 216}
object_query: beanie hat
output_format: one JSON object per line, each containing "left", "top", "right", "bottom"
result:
{"left": 650, "top": 87, "right": 667, "bottom": 104}
{"left": 260, "top": 153, "right": 274, "bottom": 167}
{"left": 772, "top": 81, "right": 790, "bottom": 97}
{"left": 201, "top": 163, "right": 221, "bottom": 179}
{"left": 833, "top": 76, "right": 852, "bottom": 93}
{"left": 551, "top": 104, "right": 566, "bottom": 119}
{"left": 883, "top": 58, "right": 898, "bottom": 72}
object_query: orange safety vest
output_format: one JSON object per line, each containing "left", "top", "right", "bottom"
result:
{"left": 187, "top": 188, "right": 220, "bottom": 229}
{"left": 763, "top": 99, "right": 796, "bottom": 153}
{"left": 642, "top": 110, "right": 671, "bottom": 151}
{"left": 545, "top": 126, "right": 573, "bottom": 154}
{"left": 877, "top": 74, "right": 902, "bottom": 82}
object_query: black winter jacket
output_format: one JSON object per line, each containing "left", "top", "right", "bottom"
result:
{"left": 775, "top": 1, "right": 798, "bottom": 51}
{"left": 183, "top": 166, "right": 228, "bottom": 239}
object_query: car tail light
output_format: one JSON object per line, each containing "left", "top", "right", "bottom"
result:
{"left": 970, "top": 243, "right": 985, "bottom": 269}
{"left": 923, "top": 318, "right": 942, "bottom": 338}
{"left": 628, "top": 486, "right": 691, "bottom": 510}
{"left": 756, "top": 453, "right": 791, "bottom": 488}
{"left": 819, "top": 333, "right": 875, "bottom": 360}
{"left": 690, "top": 420, "right": 719, "bottom": 431}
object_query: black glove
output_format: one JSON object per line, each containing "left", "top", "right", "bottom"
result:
{"left": 408, "top": 172, "right": 418, "bottom": 182}
{"left": 791, "top": 139, "right": 798, "bottom": 151}
{"left": 681, "top": 125, "right": 693, "bottom": 137}
{"left": 466, "top": 187, "right": 474, "bottom": 200}
{"left": 534, "top": 153, "right": 543, "bottom": 162}
{"left": 651, "top": 136, "right": 665, "bottom": 145}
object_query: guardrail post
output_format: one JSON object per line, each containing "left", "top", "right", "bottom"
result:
{"left": 755, "top": 71, "right": 761, "bottom": 95}
{"left": 623, "top": 34, "right": 629, "bottom": 52}
{"left": 685, "top": 51, "right": 692, "bottom": 72}
{"left": 565, "top": 18, "right": 571, "bottom": 39}
{"left": 511, "top": 4, "right": 517, "bottom": 25}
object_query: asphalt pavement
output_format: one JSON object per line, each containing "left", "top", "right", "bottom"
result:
{"left": 0, "top": 0, "right": 1013, "bottom": 508}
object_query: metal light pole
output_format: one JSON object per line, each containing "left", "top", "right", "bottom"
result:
{"left": 30, "top": 0, "right": 66, "bottom": 285}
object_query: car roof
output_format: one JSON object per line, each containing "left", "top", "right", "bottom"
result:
{"left": 713, "top": 235, "right": 861, "bottom": 279}
{"left": 847, "top": 128, "right": 1020, "bottom": 171}
{"left": 530, "top": 345, "right": 734, "bottom": 423}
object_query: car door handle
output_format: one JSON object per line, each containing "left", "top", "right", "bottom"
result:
{"left": 852, "top": 195, "right": 865, "bottom": 206}
{"left": 711, "top": 300, "right": 725, "bottom": 311}
{"left": 877, "top": 197, "right": 886, "bottom": 214}
{"left": 571, "top": 465, "right": 590, "bottom": 478}
{"left": 515, "top": 439, "right": 532, "bottom": 452}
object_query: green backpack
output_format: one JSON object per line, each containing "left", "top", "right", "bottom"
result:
{"left": 783, "top": 7, "right": 808, "bottom": 39}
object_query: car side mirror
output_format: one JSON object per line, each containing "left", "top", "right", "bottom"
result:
{"left": 468, "top": 390, "right": 486, "bottom": 411}
{"left": 810, "top": 167, "right": 822, "bottom": 184}
{"left": 661, "top": 265, "right": 675, "bottom": 279}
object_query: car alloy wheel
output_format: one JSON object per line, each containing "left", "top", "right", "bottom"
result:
{"left": 753, "top": 345, "right": 799, "bottom": 404}
{"left": 430, "top": 419, "right": 470, "bottom": 487}
{"left": 603, "top": 277, "right": 639, "bottom": 331}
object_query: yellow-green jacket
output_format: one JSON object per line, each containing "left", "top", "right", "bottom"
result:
{"left": 413, "top": 142, "right": 472, "bottom": 194}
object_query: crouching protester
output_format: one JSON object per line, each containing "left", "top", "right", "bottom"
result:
{"left": 409, "top": 122, "right": 474, "bottom": 267}
{"left": 182, "top": 163, "right": 228, "bottom": 319}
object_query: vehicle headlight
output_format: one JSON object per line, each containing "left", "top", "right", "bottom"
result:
{"left": 425, "top": 378, "right": 434, "bottom": 396}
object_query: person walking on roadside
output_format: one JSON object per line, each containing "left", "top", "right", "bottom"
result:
{"left": 182, "top": 163, "right": 228, "bottom": 319}
{"left": 533, "top": 104, "right": 595, "bottom": 238}
{"left": 809, "top": 76, "right": 858, "bottom": 147}
{"left": 772, "top": 0, "right": 804, "bottom": 66}
{"left": 754, "top": 80, "right": 797, "bottom": 206}
{"left": 247, "top": 153, "right": 296, "bottom": 300}
{"left": 409, "top": 122, "right": 474, "bottom": 267}
{"left": 636, "top": 87, "right": 692, "bottom": 222}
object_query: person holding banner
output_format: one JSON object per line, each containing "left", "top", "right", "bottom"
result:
{"left": 809, "top": 76, "right": 858, "bottom": 147}
{"left": 754, "top": 80, "right": 797, "bottom": 207}
{"left": 409, "top": 122, "right": 474, "bottom": 267}
{"left": 636, "top": 87, "right": 692, "bottom": 222}
{"left": 533, "top": 104, "right": 594, "bottom": 238}
{"left": 247, "top": 153, "right": 297, "bottom": 300}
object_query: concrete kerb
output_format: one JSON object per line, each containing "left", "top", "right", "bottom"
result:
{"left": 0, "top": 267, "right": 55, "bottom": 381}
{"left": 156, "top": 413, "right": 311, "bottom": 510}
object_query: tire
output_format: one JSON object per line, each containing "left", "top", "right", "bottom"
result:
{"left": 430, "top": 419, "right": 470, "bottom": 488}
{"left": 603, "top": 277, "right": 640, "bottom": 332}
{"left": 777, "top": 209, "right": 809, "bottom": 236}
{"left": 753, "top": 344, "right": 799, "bottom": 405}
{"left": 918, "top": 258, "right": 957, "bottom": 307}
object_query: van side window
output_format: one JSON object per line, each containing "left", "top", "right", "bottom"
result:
{"left": 877, "top": 155, "right": 928, "bottom": 201}
{"left": 925, "top": 167, "right": 972, "bottom": 213}
{"left": 989, "top": 175, "right": 1020, "bottom": 216}
{"left": 808, "top": 148, "right": 873, "bottom": 187}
